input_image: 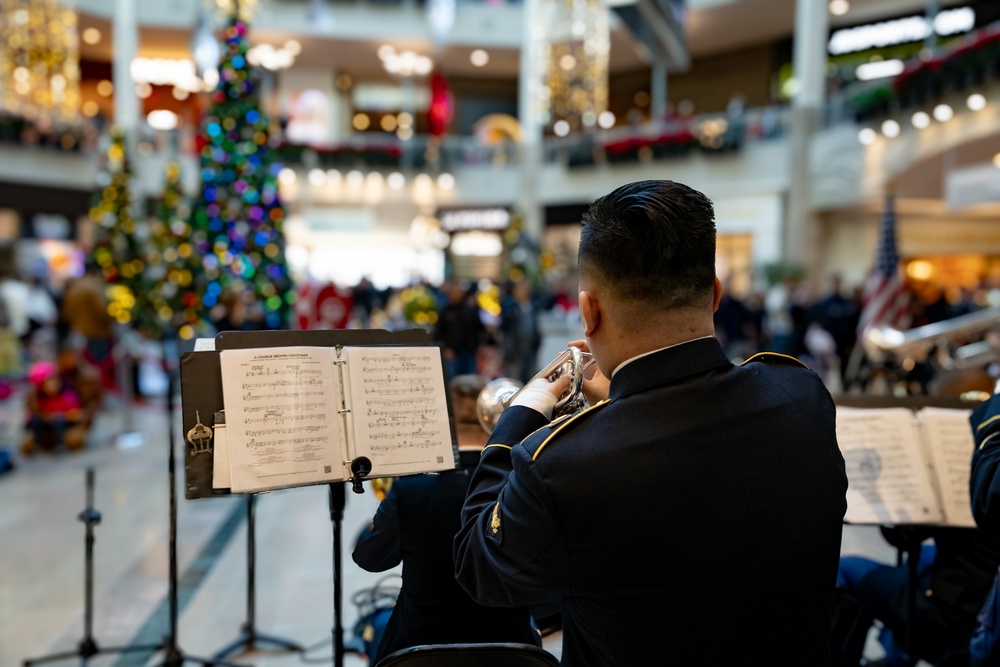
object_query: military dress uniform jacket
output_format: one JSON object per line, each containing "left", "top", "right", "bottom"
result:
{"left": 353, "top": 450, "right": 538, "bottom": 664}
{"left": 970, "top": 394, "right": 1000, "bottom": 536}
{"left": 454, "top": 337, "right": 848, "bottom": 666}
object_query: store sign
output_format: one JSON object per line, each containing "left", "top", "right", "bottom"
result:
{"left": 944, "top": 162, "right": 1000, "bottom": 211}
{"left": 353, "top": 83, "right": 431, "bottom": 112}
{"left": 828, "top": 7, "right": 975, "bottom": 56}
{"left": 439, "top": 208, "right": 510, "bottom": 233}
{"left": 305, "top": 207, "right": 375, "bottom": 234}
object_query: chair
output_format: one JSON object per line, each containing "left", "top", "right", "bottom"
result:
{"left": 374, "top": 642, "right": 560, "bottom": 667}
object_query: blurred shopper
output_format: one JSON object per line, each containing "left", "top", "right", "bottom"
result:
{"left": 500, "top": 281, "right": 542, "bottom": 383}
{"left": 433, "top": 281, "right": 482, "bottom": 379}
{"left": 816, "top": 275, "right": 860, "bottom": 387}
{"left": 0, "top": 270, "right": 30, "bottom": 344}
{"left": 24, "top": 275, "right": 58, "bottom": 341}
{"left": 713, "top": 282, "right": 750, "bottom": 359}
{"left": 353, "top": 374, "right": 539, "bottom": 663}
{"left": 213, "top": 289, "right": 249, "bottom": 333}
{"left": 61, "top": 267, "right": 113, "bottom": 373}
{"left": 764, "top": 274, "right": 796, "bottom": 355}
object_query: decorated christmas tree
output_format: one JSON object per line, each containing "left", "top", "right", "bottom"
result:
{"left": 88, "top": 129, "right": 141, "bottom": 327}
{"left": 190, "top": 16, "right": 293, "bottom": 329}
{"left": 142, "top": 163, "right": 205, "bottom": 340}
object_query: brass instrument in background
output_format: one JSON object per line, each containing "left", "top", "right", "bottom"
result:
{"left": 371, "top": 476, "right": 394, "bottom": 500}
{"left": 863, "top": 307, "right": 1000, "bottom": 367}
{"left": 476, "top": 347, "right": 595, "bottom": 434}
{"left": 863, "top": 307, "right": 1000, "bottom": 397}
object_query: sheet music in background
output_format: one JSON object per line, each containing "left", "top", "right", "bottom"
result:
{"left": 837, "top": 408, "right": 943, "bottom": 525}
{"left": 220, "top": 346, "right": 345, "bottom": 492}
{"left": 212, "top": 422, "right": 231, "bottom": 490}
{"left": 343, "top": 346, "right": 454, "bottom": 477}
{"left": 919, "top": 407, "right": 976, "bottom": 527}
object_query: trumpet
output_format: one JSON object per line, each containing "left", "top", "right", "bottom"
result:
{"left": 476, "top": 347, "right": 595, "bottom": 434}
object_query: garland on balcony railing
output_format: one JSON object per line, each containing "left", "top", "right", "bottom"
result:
{"left": 851, "top": 24, "right": 1000, "bottom": 122}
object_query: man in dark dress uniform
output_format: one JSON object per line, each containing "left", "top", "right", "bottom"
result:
{"left": 454, "top": 180, "right": 848, "bottom": 666}
{"left": 353, "top": 376, "right": 538, "bottom": 664}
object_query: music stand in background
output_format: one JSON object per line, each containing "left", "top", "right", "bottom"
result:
{"left": 210, "top": 493, "right": 303, "bottom": 661}
{"left": 22, "top": 468, "right": 163, "bottom": 667}
{"left": 835, "top": 394, "right": 981, "bottom": 667}
{"left": 202, "top": 328, "right": 440, "bottom": 667}
{"left": 152, "top": 357, "right": 247, "bottom": 667}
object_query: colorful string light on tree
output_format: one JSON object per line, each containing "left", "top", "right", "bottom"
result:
{"left": 189, "top": 14, "right": 293, "bottom": 329}
{"left": 88, "top": 129, "right": 140, "bottom": 326}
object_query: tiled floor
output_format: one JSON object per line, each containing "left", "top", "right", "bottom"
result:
{"left": 2, "top": 390, "right": 896, "bottom": 667}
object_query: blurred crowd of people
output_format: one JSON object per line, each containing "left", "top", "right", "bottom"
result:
{"left": 3, "top": 261, "right": 998, "bottom": 466}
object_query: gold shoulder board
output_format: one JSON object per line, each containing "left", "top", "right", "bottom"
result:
{"left": 530, "top": 398, "right": 612, "bottom": 461}
{"left": 740, "top": 352, "right": 810, "bottom": 370}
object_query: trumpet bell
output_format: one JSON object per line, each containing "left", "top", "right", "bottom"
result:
{"left": 475, "top": 347, "right": 594, "bottom": 434}
{"left": 476, "top": 378, "right": 524, "bottom": 434}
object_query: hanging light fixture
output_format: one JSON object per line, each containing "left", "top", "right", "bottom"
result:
{"left": 0, "top": 0, "right": 81, "bottom": 122}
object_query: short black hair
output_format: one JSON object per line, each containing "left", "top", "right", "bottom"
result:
{"left": 579, "top": 180, "right": 716, "bottom": 311}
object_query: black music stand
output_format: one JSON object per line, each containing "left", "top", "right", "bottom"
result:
{"left": 202, "top": 328, "right": 448, "bottom": 667}
{"left": 22, "top": 468, "right": 163, "bottom": 667}
{"left": 211, "top": 494, "right": 303, "bottom": 661}
{"left": 836, "top": 394, "right": 982, "bottom": 667}
{"left": 153, "top": 360, "right": 247, "bottom": 667}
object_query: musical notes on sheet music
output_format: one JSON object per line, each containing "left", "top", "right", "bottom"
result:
{"left": 219, "top": 347, "right": 343, "bottom": 491}
{"left": 344, "top": 347, "right": 453, "bottom": 471}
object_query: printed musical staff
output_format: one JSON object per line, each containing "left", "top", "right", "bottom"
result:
{"left": 220, "top": 346, "right": 344, "bottom": 492}
{"left": 345, "top": 346, "right": 453, "bottom": 473}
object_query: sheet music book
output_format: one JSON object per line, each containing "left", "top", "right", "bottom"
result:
{"left": 838, "top": 407, "right": 975, "bottom": 527}
{"left": 216, "top": 345, "right": 456, "bottom": 493}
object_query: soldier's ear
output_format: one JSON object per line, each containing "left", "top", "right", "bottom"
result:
{"left": 579, "top": 291, "right": 600, "bottom": 337}
{"left": 712, "top": 276, "right": 724, "bottom": 313}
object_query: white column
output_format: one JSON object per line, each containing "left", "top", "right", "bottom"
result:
{"left": 785, "top": 0, "right": 829, "bottom": 285}
{"left": 651, "top": 63, "right": 667, "bottom": 122}
{"left": 113, "top": 0, "right": 139, "bottom": 133}
{"left": 517, "top": 0, "right": 544, "bottom": 243}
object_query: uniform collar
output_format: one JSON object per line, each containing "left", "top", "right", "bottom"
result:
{"left": 608, "top": 336, "right": 732, "bottom": 401}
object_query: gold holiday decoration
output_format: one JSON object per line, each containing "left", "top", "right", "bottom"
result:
{"left": 535, "top": 0, "right": 609, "bottom": 131}
{"left": 0, "top": 0, "right": 81, "bottom": 122}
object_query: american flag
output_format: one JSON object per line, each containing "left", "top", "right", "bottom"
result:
{"left": 857, "top": 195, "right": 909, "bottom": 333}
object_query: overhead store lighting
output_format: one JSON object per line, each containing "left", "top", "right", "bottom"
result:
{"left": 553, "top": 120, "right": 570, "bottom": 137}
{"left": 911, "top": 111, "right": 930, "bottom": 129}
{"left": 933, "top": 103, "right": 953, "bottom": 122}
{"left": 379, "top": 46, "right": 433, "bottom": 77}
{"left": 880, "top": 119, "right": 900, "bottom": 138}
{"left": 470, "top": 49, "right": 489, "bottom": 67}
{"left": 81, "top": 27, "right": 101, "bottom": 45}
{"left": 857, "top": 128, "right": 876, "bottom": 145}
{"left": 353, "top": 113, "right": 371, "bottom": 131}
{"left": 967, "top": 94, "right": 987, "bottom": 111}
{"left": 598, "top": 111, "right": 616, "bottom": 129}
{"left": 855, "top": 59, "right": 905, "bottom": 81}
{"left": 308, "top": 168, "right": 327, "bottom": 187}
{"left": 147, "top": 109, "right": 179, "bottom": 131}
{"left": 387, "top": 172, "right": 406, "bottom": 190}
{"left": 437, "top": 173, "right": 455, "bottom": 191}
{"left": 132, "top": 57, "right": 211, "bottom": 92}
{"left": 828, "top": 0, "right": 849, "bottom": 17}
